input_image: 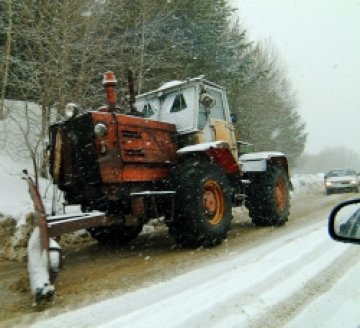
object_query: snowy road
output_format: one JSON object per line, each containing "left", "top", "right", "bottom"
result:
{"left": 31, "top": 204, "right": 360, "bottom": 328}
{"left": 1, "top": 182, "right": 360, "bottom": 328}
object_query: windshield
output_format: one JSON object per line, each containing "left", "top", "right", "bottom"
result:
{"left": 327, "top": 169, "right": 355, "bottom": 177}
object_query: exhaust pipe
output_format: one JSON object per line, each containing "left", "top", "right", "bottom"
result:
{"left": 102, "top": 71, "right": 118, "bottom": 112}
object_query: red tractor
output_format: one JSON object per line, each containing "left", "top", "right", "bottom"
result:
{"left": 25, "top": 71, "right": 291, "bottom": 301}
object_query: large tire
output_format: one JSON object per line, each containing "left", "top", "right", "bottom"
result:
{"left": 169, "top": 158, "right": 232, "bottom": 248}
{"left": 88, "top": 225, "right": 142, "bottom": 245}
{"left": 245, "top": 167, "right": 290, "bottom": 226}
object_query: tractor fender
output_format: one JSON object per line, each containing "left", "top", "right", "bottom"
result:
{"left": 240, "top": 151, "right": 293, "bottom": 190}
{"left": 176, "top": 141, "right": 240, "bottom": 175}
{"left": 239, "top": 151, "right": 290, "bottom": 174}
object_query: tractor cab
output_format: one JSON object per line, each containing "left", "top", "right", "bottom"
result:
{"left": 135, "top": 77, "right": 238, "bottom": 159}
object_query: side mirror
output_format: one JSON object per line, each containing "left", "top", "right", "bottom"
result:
{"left": 328, "top": 198, "right": 360, "bottom": 244}
{"left": 230, "top": 113, "right": 237, "bottom": 123}
{"left": 199, "top": 92, "right": 216, "bottom": 108}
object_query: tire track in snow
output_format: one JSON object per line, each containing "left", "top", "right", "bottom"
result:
{"left": 172, "top": 221, "right": 350, "bottom": 328}
{"left": 253, "top": 245, "right": 360, "bottom": 328}
{"left": 209, "top": 232, "right": 353, "bottom": 328}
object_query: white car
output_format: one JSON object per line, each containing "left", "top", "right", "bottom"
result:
{"left": 324, "top": 168, "right": 359, "bottom": 195}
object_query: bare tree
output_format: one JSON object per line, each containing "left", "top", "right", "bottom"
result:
{"left": 0, "top": 0, "right": 13, "bottom": 119}
{"left": 1, "top": 101, "right": 43, "bottom": 185}
{"left": 1, "top": 1, "right": 106, "bottom": 177}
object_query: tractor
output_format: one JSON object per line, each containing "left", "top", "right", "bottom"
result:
{"left": 25, "top": 71, "right": 291, "bottom": 301}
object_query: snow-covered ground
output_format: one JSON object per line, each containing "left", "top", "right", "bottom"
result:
{"left": 0, "top": 154, "right": 62, "bottom": 224}
{"left": 1, "top": 153, "right": 360, "bottom": 327}
{"left": 30, "top": 209, "right": 360, "bottom": 328}
{"left": 0, "top": 153, "right": 34, "bottom": 222}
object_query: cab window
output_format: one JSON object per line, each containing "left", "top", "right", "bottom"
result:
{"left": 142, "top": 103, "right": 155, "bottom": 117}
{"left": 208, "top": 89, "right": 225, "bottom": 120}
{"left": 170, "top": 94, "right": 187, "bottom": 113}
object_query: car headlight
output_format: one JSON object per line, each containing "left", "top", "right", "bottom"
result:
{"left": 94, "top": 122, "right": 108, "bottom": 137}
{"left": 325, "top": 181, "right": 332, "bottom": 186}
{"left": 350, "top": 180, "right": 357, "bottom": 185}
{"left": 65, "top": 103, "right": 80, "bottom": 118}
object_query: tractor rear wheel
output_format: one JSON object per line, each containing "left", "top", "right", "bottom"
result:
{"left": 245, "top": 167, "right": 290, "bottom": 226}
{"left": 169, "top": 158, "right": 232, "bottom": 247}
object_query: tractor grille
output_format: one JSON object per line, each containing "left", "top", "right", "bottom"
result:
{"left": 49, "top": 113, "right": 102, "bottom": 202}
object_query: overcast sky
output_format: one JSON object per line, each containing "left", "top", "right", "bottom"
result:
{"left": 231, "top": 0, "right": 360, "bottom": 155}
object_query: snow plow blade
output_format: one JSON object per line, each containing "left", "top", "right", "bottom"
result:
{"left": 23, "top": 171, "right": 115, "bottom": 302}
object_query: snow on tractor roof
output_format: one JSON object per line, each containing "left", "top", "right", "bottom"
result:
{"left": 240, "top": 151, "right": 285, "bottom": 161}
{"left": 158, "top": 80, "right": 183, "bottom": 90}
{"left": 136, "top": 76, "right": 224, "bottom": 99}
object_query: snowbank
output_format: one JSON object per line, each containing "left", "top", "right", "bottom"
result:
{"left": 0, "top": 154, "right": 34, "bottom": 260}
{"left": 0, "top": 154, "right": 33, "bottom": 220}
{"left": 291, "top": 173, "right": 324, "bottom": 194}
{"left": 0, "top": 153, "right": 58, "bottom": 261}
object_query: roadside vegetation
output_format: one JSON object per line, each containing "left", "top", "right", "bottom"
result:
{"left": 0, "top": 0, "right": 307, "bottom": 175}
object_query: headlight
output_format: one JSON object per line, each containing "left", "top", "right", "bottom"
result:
{"left": 65, "top": 103, "right": 80, "bottom": 118}
{"left": 94, "top": 122, "right": 107, "bottom": 137}
{"left": 325, "top": 181, "right": 332, "bottom": 186}
{"left": 350, "top": 180, "right": 357, "bottom": 185}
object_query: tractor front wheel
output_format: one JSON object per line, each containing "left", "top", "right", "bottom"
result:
{"left": 245, "top": 167, "right": 290, "bottom": 227}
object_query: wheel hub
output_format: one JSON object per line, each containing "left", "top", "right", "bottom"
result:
{"left": 275, "top": 178, "right": 287, "bottom": 211}
{"left": 203, "top": 180, "right": 224, "bottom": 225}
